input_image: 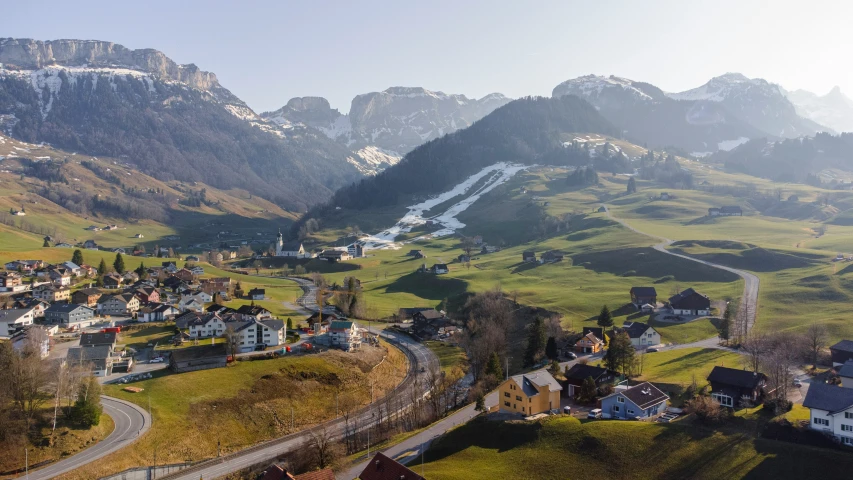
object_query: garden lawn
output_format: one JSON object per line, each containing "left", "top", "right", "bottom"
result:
{"left": 637, "top": 348, "right": 744, "bottom": 385}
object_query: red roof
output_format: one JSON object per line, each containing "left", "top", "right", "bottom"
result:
{"left": 359, "top": 452, "right": 424, "bottom": 480}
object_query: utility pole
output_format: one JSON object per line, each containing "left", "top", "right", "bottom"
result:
{"left": 25, "top": 448, "right": 28, "bottom": 480}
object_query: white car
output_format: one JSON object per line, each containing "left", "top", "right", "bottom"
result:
{"left": 150, "top": 357, "right": 165, "bottom": 363}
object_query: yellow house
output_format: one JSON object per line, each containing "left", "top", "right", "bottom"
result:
{"left": 498, "top": 370, "right": 562, "bottom": 416}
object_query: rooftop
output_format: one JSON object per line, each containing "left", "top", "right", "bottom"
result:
{"left": 707, "top": 366, "right": 765, "bottom": 389}
{"left": 803, "top": 382, "right": 853, "bottom": 413}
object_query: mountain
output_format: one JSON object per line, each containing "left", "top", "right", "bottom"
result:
{"left": 667, "top": 73, "right": 830, "bottom": 138}
{"left": 261, "top": 87, "right": 512, "bottom": 173}
{"left": 0, "top": 38, "right": 365, "bottom": 212}
{"left": 711, "top": 132, "right": 853, "bottom": 183}
{"left": 552, "top": 74, "right": 765, "bottom": 154}
{"left": 303, "top": 95, "right": 619, "bottom": 218}
{"left": 785, "top": 86, "right": 853, "bottom": 134}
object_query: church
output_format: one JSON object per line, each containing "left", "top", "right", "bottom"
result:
{"left": 274, "top": 231, "right": 313, "bottom": 258}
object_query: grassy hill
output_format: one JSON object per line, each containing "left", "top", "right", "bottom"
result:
{"left": 418, "top": 416, "right": 853, "bottom": 480}
{"left": 0, "top": 133, "right": 295, "bottom": 251}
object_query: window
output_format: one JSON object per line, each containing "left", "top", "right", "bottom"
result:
{"left": 842, "top": 425, "right": 853, "bottom": 432}
{"left": 814, "top": 418, "right": 830, "bottom": 426}
{"left": 846, "top": 412, "right": 853, "bottom": 419}
{"left": 617, "top": 397, "right": 625, "bottom": 403}
{"left": 613, "top": 405, "right": 620, "bottom": 412}
{"left": 844, "top": 437, "right": 853, "bottom": 446}
{"left": 516, "top": 395, "right": 522, "bottom": 401}
{"left": 504, "top": 392, "right": 510, "bottom": 398}
{"left": 504, "top": 401, "right": 510, "bottom": 407}
{"left": 628, "top": 409, "right": 635, "bottom": 415}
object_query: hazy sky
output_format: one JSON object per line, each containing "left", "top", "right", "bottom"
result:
{"left": 5, "top": 0, "right": 852, "bottom": 113}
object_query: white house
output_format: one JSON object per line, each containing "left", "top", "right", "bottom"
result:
{"left": 139, "top": 304, "right": 180, "bottom": 323}
{"left": 618, "top": 322, "right": 661, "bottom": 347}
{"left": 329, "top": 320, "right": 360, "bottom": 351}
{"left": 0, "top": 308, "right": 36, "bottom": 337}
{"left": 11, "top": 326, "right": 51, "bottom": 358}
{"left": 187, "top": 314, "right": 227, "bottom": 338}
{"left": 230, "top": 318, "right": 286, "bottom": 351}
{"left": 804, "top": 382, "right": 853, "bottom": 447}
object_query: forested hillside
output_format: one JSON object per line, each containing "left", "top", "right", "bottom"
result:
{"left": 309, "top": 95, "right": 617, "bottom": 217}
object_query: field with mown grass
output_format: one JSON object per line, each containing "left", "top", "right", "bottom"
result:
{"left": 60, "top": 342, "right": 408, "bottom": 480}
{"left": 636, "top": 348, "right": 745, "bottom": 385}
{"left": 417, "top": 416, "right": 853, "bottom": 480}
{"left": 424, "top": 341, "right": 467, "bottom": 376}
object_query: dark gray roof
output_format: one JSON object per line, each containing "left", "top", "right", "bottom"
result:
{"left": 707, "top": 366, "right": 766, "bottom": 389}
{"left": 0, "top": 308, "right": 34, "bottom": 322}
{"left": 511, "top": 370, "right": 562, "bottom": 397}
{"left": 170, "top": 343, "right": 228, "bottom": 362}
{"left": 831, "top": 340, "right": 853, "bottom": 354}
{"left": 720, "top": 206, "right": 742, "bottom": 213}
{"left": 260, "top": 319, "right": 285, "bottom": 331}
{"left": 668, "top": 288, "right": 711, "bottom": 309}
{"left": 582, "top": 327, "right": 604, "bottom": 340}
{"left": 67, "top": 345, "right": 112, "bottom": 362}
{"left": 414, "top": 309, "right": 444, "bottom": 320}
{"left": 564, "top": 363, "right": 611, "bottom": 381}
{"left": 803, "top": 382, "right": 853, "bottom": 413}
{"left": 46, "top": 303, "right": 94, "bottom": 314}
{"left": 80, "top": 332, "right": 117, "bottom": 347}
{"left": 620, "top": 322, "right": 652, "bottom": 339}
{"left": 838, "top": 363, "right": 853, "bottom": 378}
{"left": 619, "top": 382, "right": 668, "bottom": 409}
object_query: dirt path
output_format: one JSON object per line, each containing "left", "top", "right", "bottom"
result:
{"left": 601, "top": 204, "right": 760, "bottom": 337}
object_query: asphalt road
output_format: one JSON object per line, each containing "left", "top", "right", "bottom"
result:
{"left": 20, "top": 396, "right": 151, "bottom": 480}
{"left": 158, "top": 329, "right": 438, "bottom": 480}
{"left": 602, "top": 204, "right": 760, "bottom": 334}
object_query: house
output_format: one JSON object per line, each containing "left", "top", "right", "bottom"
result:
{"left": 49, "top": 270, "right": 72, "bottom": 286}
{"left": 411, "top": 310, "right": 452, "bottom": 340}
{"left": 329, "top": 320, "right": 360, "bottom": 351}
{"left": 660, "top": 192, "right": 671, "bottom": 200}
{"left": 186, "top": 313, "right": 227, "bottom": 338}
{"left": 80, "top": 331, "right": 118, "bottom": 350}
{"left": 11, "top": 326, "right": 51, "bottom": 358}
{"left": 397, "top": 307, "right": 434, "bottom": 322}
{"left": 14, "top": 298, "right": 49, "bottom": 318}
{"left": 430, "top": 263, "right": 449, "bottom": 275}
{"left": 72, "top": 288, "right": 103, "bottom": 307}
{"left": 78, "top": 264, "right": 98, "bottom": 277}
{"left": 0, "top": 308, "right": 36, "bottom": 337}
{"left": 4, "top": 260, "right": 43, "bottom": 273}
{"left": 33, "top": 284, "right": 71, "bottom": 302}
{"left": 135, "top": 233, "right": 144, "bottom": 238}
{"left": 412, "top": 309, "right": 444, "bottom": 324}
{"left": 629, "top": 286, "right": 657, "bottom": 307}
{"left": 668, "top": 288, "right": 711, "bottom": 316}
{"left": 803, "top": 382, "right": 853, "bottom": 446}
{"left": 830, "top": 340, "right": 853, "bottom": 367}
{"left": 112, "top": 248, "right": 127, "bottom": 255}
{"left": 209, "top": 251, "right": 224, "bottom": 263}
{"left": 227, "top": 250, "right": 237, "bottom": 260}
{"left": 227, "top": 317, "right": 286, "bottom": 351}
{"left": 358, "top": 452, "right": 424, "bottom": 480}
{"left": 132, "top": 286, "right": 160, "bottom": 303}
{"left": 498, "top": 370, "right": 562, "bottom": 416}
{"left": 206, "top": 303, "right": 236, "bottom": 315}
{"left": 97, "top": 293, "right": 140, "bottom": 316}
{"left": 574, "top": 331, "right": 604, "bottom": 354}
{"left": 540, "top": 251, "right": 564, "bottom": 263}
{"left": 563, "top": 364, "right": 617, "bottom": 398}
{"left": 139, "top": 303, "right": 180, "bottom": 322}
{"left": 600, "top": 382, "right": 668, "bottom": 420}
{"left": 707, "top": 366, "right": 769, "bottom": 407}
{"left": 457, "top": 254, "right": 470, "bottom": 263}
{"left": 481, "top": 245, "right": 499, "bottom": 254}
{"left": 175, "top": 268, "right": 196, "bottom": 283}
{"left": 261, "top": 464, "right": 336, "bottom": 480}
{"left": 67, "top": 346, "right": 114, "bottom": 376}
{"left": 347, "top": 243, "right": 364, "bottom": 258}
{"left": 45, "top": 304, "right": 96, "bottom": 328}
{"left": 0, "top": 271, "right": 25, "bottom": 292}
{"left": 473, "top": 235, "right": 483, "bottom": 245}
{"left": 616, "top": 322, "right": 661, "bottom": 347}
{"left": 248, "top": 288, "right": 266, "bottom": 300}
{"left": 83, "top": 240, "right": 99, "bottom": 250}
{"left": 169, "top": 344, "right": 228, "bottom": 373}
{"left": 838, "top": 363, "right": 853, "bottom": 388}
{"left": 236, "top": 304, "right": 273, "bottom": 320}
{"left": 319, "top": 250, "right": 351, "bottom": 262}
{"left": 161, "top": 262, "right": 179, "bottom": 274}
{"left": 122, "top": 271, "right": 140, "bottom": 283}
{"left": 61, "top": 261, "right": 82, "bottom": 277}
{"left": 185, "top": 255, "right": 200, "bottom": 262}
{"left": 178, "top": 295, "right": 206, "bottom": 313}
{"left": 522, "top": 251, "right": 536, "bottom": 263}
{"left": 189, "top": 266, "right": 204, "bottom": 276}
{"left": 709, "top": 206, "right": 743, "bottom": 217}
{"left": 103, "top": 274, "right": 123, "bottom": 289}
{"left": 406, "top": 249, "right": 426, "bottom": 258}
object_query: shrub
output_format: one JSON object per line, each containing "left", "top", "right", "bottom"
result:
{"left": 687, "top": 396, "right": 728, "bottom": 425}
{"left": 764, "top": 398, "right": 793, "bottom": 415}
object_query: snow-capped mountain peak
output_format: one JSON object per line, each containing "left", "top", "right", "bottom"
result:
{"left": 666, "top": 73, "right": 779, "bottom": 102}
{"left": 552, "top": 74, "right": 660, "bottom": 103}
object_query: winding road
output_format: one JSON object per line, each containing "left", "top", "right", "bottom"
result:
{"left": 21, "top": 396, "right": 151, "bottom": 480}
{"left": 601, "top": 204, "right": 760, "bottom": 336}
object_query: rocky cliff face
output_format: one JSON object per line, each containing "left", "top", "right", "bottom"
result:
{"left": 262, "top": 87, "right": 512, "bottom": 158}
{"left": 0, "top": 38, "right": 223, "bottom": 94}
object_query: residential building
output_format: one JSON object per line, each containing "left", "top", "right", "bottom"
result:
{"left": 236, "top": 304, "right": 273, "bottom": 320}
{"left": 14, "top": 298, "right": 49, "bottom": 318}
{"left": 33, "top": 284, "right": 71, "bottom": 302}
{"left": 629, "top": 286, "right": 658, "bottom": 307}
{"left": 839, "top": 363, "right": 853, "bottom": 388}
{"left": 103, "top": 274, "right": 123, "bottom": 289}
{"left": 139, "top": 303, "right": 180, "bottom": 322}
{"left": 319, "top": 250, "right": 351, "bottom": 262}
{"left": 45, "top": 304, "right": 96, "bottom": 328}
{"left": 616, "top": 322, "right": 661, "bottom": 347}
{"left": 132, "top": 286, "right": 160, "bottom": 303}
{"left": 803, "top": 382, "right": 853, "bottom": 446}
{"left": 0, "top": 308, "right": 35, "bottom": 337}
{"left": 407, "top": 249, "right": 426, "bottom": 259}
{"left": 358, "top": 452, "right": 424, "bottom": 480}
{"left": 522, "top": 251, "right": 536, "bottom": 263}
{"left": 49, "top": 270, "right": 72, "bottom": 286}
{"left": 228, "top": 318, "right": 285, "bottom": 351}
{"left": 4, "top": 260, "right": 43, "bottom": 273}
{"left": 62, "top": 261, "right": 82, "bottom": 277}
{"left": 97, "top": 293, "right": 140, "bottom": 315}
{"left": 540, "top": 251, "right": 564, "bottom": 263}
{"left": 574, "top": 331, "right": 604, "bottom": 353}
{"left": 707, "top": 366, "right": 769, "bottom": 407}
{"left": 11, "top": 326, "right": 51, "bottom": 358}
{"left": 667, "top": 288, "right": 711, "bottom": 316}
{"left": 248, "top": 288, "right": 266, "bottom": 300}
{"left": 83, "top": 240, "right": 99, "bottom": 250}
{"left": 186, "top": 313, "right": 227, "bottom": 338}
{"left": 831, "top": 341, "right": 853, "bottom": 367}
{"left": 600, "top": 382, "right": 668, "bottom": 420}
{"left": 563, "top": 364, "right": 617, "bottom": 398}
{"left": 0, "top": 271, "right": 26, "bottom": 292}
{"left": 430, "top": 263, "right": 449, "bottom": 275}
{"left": 178, "top": 295, "right": 206, "bottom": 313}
{"left": 347, "top": 243, "right": 364, "bottom": 258}
{"left": 169, "top": 344, "right": 228, "bottom": 373}
{"left": 498, "top": 370, "right": 562, "bottom": 416}
{"left": 67, "top": 345, "right": 114, "bottom": 376}
{"left": 72, "top": 288, "right": 103, "bottom": 307}
{"left": 80, "top": 332, "right": 117, "bottom": 351}
{"left": 329, "top": 320, "right": 360, "bottom": 351}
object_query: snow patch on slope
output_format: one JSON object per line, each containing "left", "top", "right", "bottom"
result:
{"left": 717, "top": 137, "right": 750, "bottom": 151}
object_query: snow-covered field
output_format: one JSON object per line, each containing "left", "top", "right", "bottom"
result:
{"left": 359, "top": 162, "right": 528, "bottom": 250}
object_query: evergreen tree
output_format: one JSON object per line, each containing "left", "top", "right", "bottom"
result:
{"left": 72, "top": 249, "right": 84, "bottom": 266}
{"left": 485, "top": 352, "right": 503, "bottom": 379}
{"left": 597, "top": 305, "right": 613, "bottom": 329}
{"left": 545, "top": 336, "right": 558, "bottom": 360}
{"left": 113, "top": 253, "right": 126, "bottom": 274}
{"left": 98, "top": 258, "right": 108, "bottom": 275}
{"left": 604, "top": 331, "right": 636, "bottom": 375}
{"left": 475, "top": 394, "right": 486, "bottom": 412}
{"left": 72, "top": 376, "right": 103, "bottom": 427}
{"left": 42, "top": 238, "right": 51, "bottom": 248}
{"left": 134, "top": 262, "right": 146, "bottom": 276}
{"left": 578, "top": 376, "right": 598, "bottom": 403}
{"left": 627, "top": 176, "right": 637, "bottom": 194}
{"left": 286, "top": 318, "right": 293, "bottom": 331}
{"left": 523, "top": 317, "right": 547, "bottom": 367}
{"left": 718, "top": 303, "right": 732, "bottom": 344}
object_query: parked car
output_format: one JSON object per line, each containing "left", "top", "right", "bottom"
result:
{"left": 566, "top": 352, "right": 578, "bottom": 360}
{"left": 646, "top": 348, "right": 659, "bottom": 353}
{"left": 150, "top": 357, "right": 164, "bottom": 363}
{"left": 563, "top": 405, "right": 572, "bottom": 414}
{"left": 793, "top": 379, "right": 803, "bottom": 388}
{"left": 588, "top": 408, "right": 602, "bottom": 419}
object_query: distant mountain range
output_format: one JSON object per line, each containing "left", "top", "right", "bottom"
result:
{"left": 552, "top": 73, "right": 835, "bottom": 155}
{"left": 784, "top": 86, "right": 853, "bottom": 134}
{"left": 260, "top": 88, "right": 511, "bottom": 173}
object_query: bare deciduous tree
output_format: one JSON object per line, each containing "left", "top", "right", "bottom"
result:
{"left": 741, "top": 333, "right": 767, "bottom": 373}
{"left": 803, "top": 322, "right": 828, "bottom": 368}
